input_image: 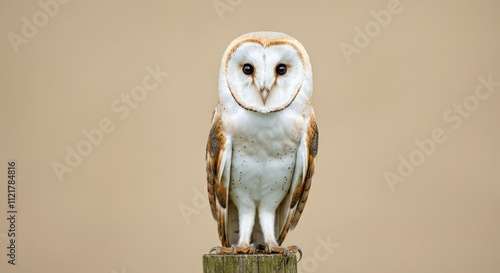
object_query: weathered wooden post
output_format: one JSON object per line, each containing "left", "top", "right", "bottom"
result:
{"left": 203, "top": 254, "right": 297, "bottom": 273}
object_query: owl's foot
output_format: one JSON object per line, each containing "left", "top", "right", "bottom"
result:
{"left": 263, "top": 244, "right": 302, "bottom": 262}
{"left": 209, "top": 244, "right": 257, "bottom": 255}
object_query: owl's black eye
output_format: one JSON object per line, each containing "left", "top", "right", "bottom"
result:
{"left": 242, "top": 63, "right": 254, "bottom": 75}
{"left": 276, "top": 64, "right": 287, "bottom": 75}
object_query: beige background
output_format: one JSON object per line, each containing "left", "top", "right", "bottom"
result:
{"left": 1, "top": 0, "right": 500, "bottom": 272}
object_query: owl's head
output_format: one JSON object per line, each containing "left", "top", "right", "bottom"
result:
{"left": 219, "top": 32, "right": 312, "bottom": 114}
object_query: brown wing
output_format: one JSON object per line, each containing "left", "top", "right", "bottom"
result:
{"left": 206, "top": 107, "right": 231, "bottom": 246}
{"left": 277, "top": 112, "right": 318, "bottom": 244}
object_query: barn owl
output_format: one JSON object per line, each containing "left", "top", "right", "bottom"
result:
{"left": 206, "top": 31, "right": 318, "bottom": 257}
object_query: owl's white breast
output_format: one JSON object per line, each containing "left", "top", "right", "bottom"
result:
{"left": 223, "top": 107, "right": 304, "bottom": 207}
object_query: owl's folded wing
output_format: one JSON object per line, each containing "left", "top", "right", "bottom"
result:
{"left": 276, "top": 112, "right": 319, "bottom": 245}
{"left": 206, "top": 107, "right": 232, "bottom": 246}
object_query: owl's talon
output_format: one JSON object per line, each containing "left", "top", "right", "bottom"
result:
{"left": 250, "top": 243, "right": 257, "bottom": 254}
{"left": 262, "top": 243, "right": 302, "bottom": 262}
{"left": 209, "top": 246, "right": 220, "bottom": 254}
{"left": 209, "top": 244, "right": 257, "bottom": 255}
{"left": 208, "top": 246, "right": 233, "bottom": 254}
{"left": 287, "top": 245, "right": 302, "bottom": 262}
{"left": 295, "top": 246, "right": 303, "bottom": 262}
{"left": 264, "top": 243, "right": 271, "bottom": 254}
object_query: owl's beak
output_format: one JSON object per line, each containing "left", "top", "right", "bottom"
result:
{"left": 260, "top": 88, "right": 269, "bottom": 105}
